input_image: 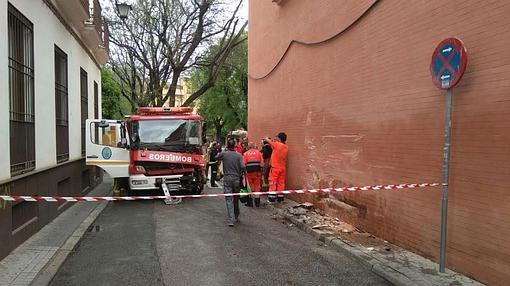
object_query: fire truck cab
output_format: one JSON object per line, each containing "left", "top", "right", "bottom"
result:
{"left": 86, "top": 107, "right": 205, "bottom": 195}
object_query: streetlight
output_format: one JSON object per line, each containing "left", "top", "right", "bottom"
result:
{"left": 116, "top": 2, "right": 132, "bottom": 20}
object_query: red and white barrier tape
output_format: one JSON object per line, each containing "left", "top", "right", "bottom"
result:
{"left": 0, "top": 183, "right": 441, "bottom": 202}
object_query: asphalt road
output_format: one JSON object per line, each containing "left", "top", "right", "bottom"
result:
{"left": 51, "top": 186, "right": 390, "bottom": 286}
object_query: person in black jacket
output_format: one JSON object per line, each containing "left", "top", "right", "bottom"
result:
{"left": 209, "top": 142, "right": 220, "bottom": 187}
{"left": 261, "top": 139, "right": 272, "bottom": 190}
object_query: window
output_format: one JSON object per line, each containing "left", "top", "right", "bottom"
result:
{"left": 55, "top": 45, "right": 69, "bottom": 163}
{"left": 8, "top": 4, "right": 35, "bottom": 176}
{"left": 94, "top": 81, "right": 99, "bottom": 142}
{"left": 80, "top": 68, "right": 88, "bottom": 157}
{"left": 94, "top": 81, "right": 98, "bottom": 119}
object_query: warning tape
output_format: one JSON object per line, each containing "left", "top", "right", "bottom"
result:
{"left": 0, "top": 183, "right": 441, "bottom": 202}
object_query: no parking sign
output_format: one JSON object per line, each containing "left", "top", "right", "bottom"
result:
{"left": 430, "top": 37, "right": 468, "bottom": 89}
{"left": 431, "top": 37, "right": 468, "bottom": 274}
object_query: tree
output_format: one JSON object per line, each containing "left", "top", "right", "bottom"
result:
{"left": 107, "top": 0, "right": 247, "bottom": 110}
{"left": 101, "top": 69, "right": 122, "bottom": 119}
{"left": 101, "top": 69, "right": 132, "bottom": 119}
{"left": 191, "top": 35, "right": 247, "bottom": 141}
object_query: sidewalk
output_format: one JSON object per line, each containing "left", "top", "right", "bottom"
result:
{"left": 0, "top": 178, "right": 112, "bottom": 286}
{"left": 269, "top": 199, "right": 485, "bottom": 286}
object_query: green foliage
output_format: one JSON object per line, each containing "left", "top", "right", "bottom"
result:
{"left": 107, "top": 0, "right": 247, "bottom": 109}
{"left": 191, "top": 36, "right": 248, "bottom": 141}
{"left": 101, "top": 69, "right": 128, "bottom": 119}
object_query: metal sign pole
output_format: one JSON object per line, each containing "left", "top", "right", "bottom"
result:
{"left": 439, "top": 88, "right": 453, "bottom": 273}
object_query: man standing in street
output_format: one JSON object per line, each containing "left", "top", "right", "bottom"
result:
{"left": 208, "top": 142, "right": 219, "bottom": 187}
{"left": 216, "top": 139, "right": 245, "bottom": 227}
{"left": 265, "top": 133, "right": 288, "bottom": 202}
{"left": 243, "top": 142, "right": 263, "bottom": 207}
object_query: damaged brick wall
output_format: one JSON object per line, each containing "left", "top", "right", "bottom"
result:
{"left": 248, "top": 0, "right": 510, "bottom": 285}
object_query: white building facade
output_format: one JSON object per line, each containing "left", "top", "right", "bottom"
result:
{"left": 0, "top": 0, "right": 108, "bottom": 258}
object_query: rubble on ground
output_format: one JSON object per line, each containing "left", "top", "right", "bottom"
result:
{"left": 286, "top": 204, "right": 357, "bottom": 233}
{"left": 279, "top": 201, "right": 388, "bottom": 250}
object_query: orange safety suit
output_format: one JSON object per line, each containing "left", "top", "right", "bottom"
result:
{"left": 268, "top": 140, "right": 288, "bottom": 192}
{"left": 243, "top": 149, "right": 263, "bottom": 192}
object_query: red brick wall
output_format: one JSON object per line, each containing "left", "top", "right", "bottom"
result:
{"left": 248, "top": 0, "right": 510, "bottom": 285}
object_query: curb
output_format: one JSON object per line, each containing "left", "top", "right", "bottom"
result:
{"left": 30, "top": 200, "right": 109, "bottom": 286}
{"left": 270, "top": 205, "right": 416, "bottom": 286}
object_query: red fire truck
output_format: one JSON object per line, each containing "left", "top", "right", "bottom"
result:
{"left": 85, "top": 107, "right": 205, "bottom": 197}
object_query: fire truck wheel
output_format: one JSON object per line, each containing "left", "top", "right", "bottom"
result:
{"left": 192, "top": 184, "right": 204, "bottom": 195}
{"left": 116, "top": 178, "right": 131, "bottom": 195}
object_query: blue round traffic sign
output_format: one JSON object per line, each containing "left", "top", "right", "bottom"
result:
{"left": 430, "top": 38, "right": 468, "bottom": 89}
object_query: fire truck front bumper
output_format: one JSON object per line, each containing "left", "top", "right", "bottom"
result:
{"left": 129, "top": 174, "right": 201, "bottom": 192}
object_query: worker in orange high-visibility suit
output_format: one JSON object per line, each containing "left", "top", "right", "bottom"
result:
{"left": 243, "top": 142, "right": 264, "bottom": 207}
{"left": 265, "top": 132, "right": 288, "bottom": 203}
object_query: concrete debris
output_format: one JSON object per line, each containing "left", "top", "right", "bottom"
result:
{"left": 356, "top": 232, "right": 375, "bottom": 238}
{"left": 289, "top": 207, "right": 308, "bottom": 215}
{"left": 294, "top": 202, "right": 314, "bottom": 209}
{"left": 284, "top": 204, "right": 358, "bottom": 235}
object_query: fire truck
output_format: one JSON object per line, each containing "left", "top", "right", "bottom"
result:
{"left": 85, "top": 107, "right": 205, "bottom": 199}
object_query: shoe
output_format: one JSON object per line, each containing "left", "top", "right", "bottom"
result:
{"left": 228, "top": 223, "right": 234, "bottom": 227}
{"left": 211, "top": 184, "right": 218, "bottom": 187}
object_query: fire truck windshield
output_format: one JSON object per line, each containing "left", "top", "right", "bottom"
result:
{"left": 132, "top": 119, "right": 201, "bottom": 150}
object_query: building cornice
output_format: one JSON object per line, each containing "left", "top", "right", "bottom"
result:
{"left": 42, "top": 0, "right": 102, "bottom": 69}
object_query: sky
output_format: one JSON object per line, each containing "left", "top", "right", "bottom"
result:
{"left": 236, "top": 0, "right": 249, "bottom": 23}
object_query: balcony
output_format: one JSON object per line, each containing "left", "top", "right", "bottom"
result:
{"left": 51, "top": 0, "right": 109, "bottom": 65}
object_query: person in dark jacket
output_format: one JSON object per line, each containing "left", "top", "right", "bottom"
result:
{"left": 261, "top": 139, "right": 272, "bottom": 199}
{"left": 216, "top": 139, "right": 245, "bottom": 227}
{"left": 209, "top": 142, "right": 219, "bottom": 187}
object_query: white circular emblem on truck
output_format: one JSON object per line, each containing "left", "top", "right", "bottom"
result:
{"left": 102, "top": 147, "right": 112, "bottom": 160}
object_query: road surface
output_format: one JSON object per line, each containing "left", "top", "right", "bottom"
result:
{"left": 51, "top": 186, "right": 390, "bottom": 286}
